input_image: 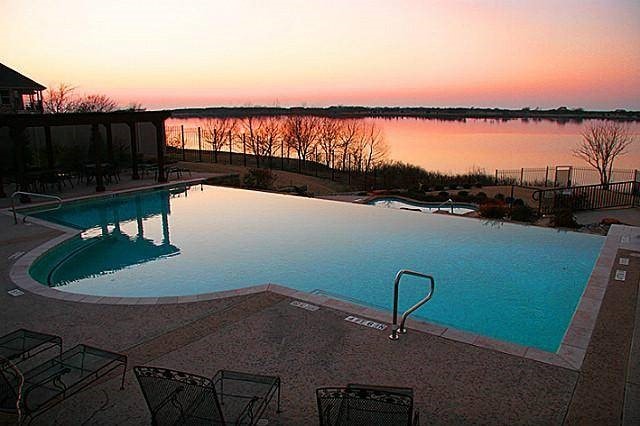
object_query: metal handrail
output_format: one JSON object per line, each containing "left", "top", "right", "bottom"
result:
{"left": 11, "top": 191, "right": 63, "bottom": 224}
{"left": 436, "top": 198, "right": 454, "bottom": 214}
{"left": 389, "top": 269, "right": 435, "bottom": 340}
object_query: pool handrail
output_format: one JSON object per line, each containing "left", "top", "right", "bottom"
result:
{"left": 436, "top": 198, "right": 455, "bottom": 214}
{"left": 389, "top": 269, "right": 435, "bottom": 340}
{"left": 11, "top": 191, "right": 63, "bottom": 224}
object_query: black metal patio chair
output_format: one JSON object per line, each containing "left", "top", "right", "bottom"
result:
{"left": 134, "top": 366, "right": 281, "bottom": 425}
{"left": 316, "top": 384, "right": 419, "bottom": 426}
{"left": 1, "top": 344, "right": 127, "bottom": 424}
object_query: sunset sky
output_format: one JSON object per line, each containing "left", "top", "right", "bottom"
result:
{"left": 2, "top": 0, "right": 639, "bottom": 110}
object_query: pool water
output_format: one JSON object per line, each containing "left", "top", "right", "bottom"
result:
{"left": 29, "top": 184, "right": 604, "bottom": 351}
{"left": 369, "top": 197, "right": 476, "bottom": 215}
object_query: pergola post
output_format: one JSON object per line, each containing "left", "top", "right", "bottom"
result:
{"left": 106, "top": 122, "right": 114, "bottom": 164}
{"left": 154, "top": 121, "right": 167, "bottom": 183}
{"left": 92, "top": 124, "right": 105, "bottom": 192}
{"left": 129, "top": 121, "right": 140, "bottom": 180}
{"left": 9, "top": 126, "right": 27, "bottom": 193}
{"left": 44, "top": 125, "right": 54, "bottom": 169}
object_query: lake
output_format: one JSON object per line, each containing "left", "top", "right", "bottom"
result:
{"left": 166, "top": 117, "right": 640, "bottom": 174}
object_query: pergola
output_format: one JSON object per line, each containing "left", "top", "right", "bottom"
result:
{"left": 0, "top": 110, "right": 172, "bottom": 194}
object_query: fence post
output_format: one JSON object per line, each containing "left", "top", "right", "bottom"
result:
{"left": 494, "top": 169, "right": 498, "bottom": 185}
{"left": 314, "top": 146, "right": 318, "bottom": 177}
{"left": 228, "top": 131, "right": 232, "bottom": 164}
{"left": 180, "top": 125, "right": 185, "bottom": 161}
{"left": 331, "top": 151, "right": 335, "bottom": 181}
{"left": 544, "top": 166, "right": 549, "bottom": 187}
{"left": 348, "top": 154, "right": 351, "bottom": 185}
{"left": 519, "top": 168, "right": 524, "bottom": 186}
{"left": 197, "top": 127, "right": 202, "bottom": 162}
{"left": 242, "top": 134, "right": 247, "bottom": 167}
{"left": 280, "top": 140, "right": 284, "bottom": 170}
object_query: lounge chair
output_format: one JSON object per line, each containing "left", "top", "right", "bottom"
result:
{"left": 316, "top": 384, "right": 419, "bottom": 426}
{"left": 1, "top": 344, "right": 127, "bottom": 424}
{"left": 0, "top": 329, "right": 62, "bottom": 368}
{"left": 134, "top": 366, "right": 281, "bottom": 425}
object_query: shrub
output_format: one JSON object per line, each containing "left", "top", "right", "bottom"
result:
{"left": 505, "top": 196, "right": 515, "bottom": 205}
{"left": 479, "top": 200, "right": 508, "bottom": 219}
{"left": 457, "top": 191, "right": 469, "bottom": 199}
{"left": 512, "top": 198, "right": 525, "bottom": 207}
{"left": 448, "top": 183, "right": 458, "bottom": 190}
{"left": 494, "top": 193, "right": 505, "bottom": 201}
{"left": 243, "top": 168, "right": 276, "bottom": 189}
{"left": 474, "top": 192, "right": 488, "bottom": 203}
{"left": 438, "top": 191, "right": 450, "bottom": 199}
{"left": 510, "top": 205, "right": 536, "bottom": 222}
{"left": 462, "top": 183, "right": 471, "bottom": 189}
{"left": 434, "top": 185, "right": 444, "bottom": 191}
{"left": 475, "top": 183, "right": 483, "bottom": 188}
{"left": 552, "top": 208, "right": 579, "bottom": 228}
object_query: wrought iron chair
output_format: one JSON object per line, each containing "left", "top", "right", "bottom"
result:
{"left": 0, "top": 329, "right": 62, "bottom": 369}
{"left": 134, "top": 366, "right": 281, "bottom": 425}
{"left": 316, "top": 384, "right": 419, "bottom": 426}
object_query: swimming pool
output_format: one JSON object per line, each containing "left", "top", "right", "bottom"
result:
{"left": 28, "top": 184, "right": 603, "bottom": 351}
{"left": 368, "top": 197, "right": 476, "bottom": 215}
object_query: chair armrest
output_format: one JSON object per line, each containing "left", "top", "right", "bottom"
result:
{"left": 413, "top": 409, "right": 420, "bottom": 426}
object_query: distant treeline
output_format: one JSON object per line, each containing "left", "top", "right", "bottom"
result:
{"left": 171, "top": 106, "right": 640, "bottom": 122}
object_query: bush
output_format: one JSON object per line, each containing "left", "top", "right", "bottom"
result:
{"left": 552, "top": 208, "right": 579, "bottom": 228}
{"left": 494, "top": 193, "right": 505, "bottom": 201}
{"left": 512, "top": 198, "right": 525, "bottom": 207}
{"left": 462, "top": 183, "right": 471, "bottom": 189}
{"left": 474, "top": 192, "right": 488, "bottom": 203}
{"left": 475, "top": 183, "right": 483, "bottom": 188}
{"left": 434, "top": 185, "right": 444, "bottom": 191}
{"left": 457, "top": 191, "right": 469, "bottom": 199}
{"left": 438, "top": 191, "right": 450, "bottom": 199}
{"left": 448, "top": 183, "right": 458, "bottom": 190}
{"left": 243, "top": 168, "right": 276, "bottom": 189}
{"left": 479, "top": 200, "right": 508, "bottom": 219}
{"left": 510, "top": 205, "right": 536, "bottom": 222}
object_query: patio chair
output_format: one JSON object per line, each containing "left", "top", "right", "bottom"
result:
{"left": 0, "top": 329, "right": 62, "bottom": 368}
{"left": 316, "top": 384, "right": 419, "bottom": 426}
{"left": 134, "top": 366, "right": 281, "bottom": 425}
{"left": 1, "top": 344, "right": 127, "bottom": 424}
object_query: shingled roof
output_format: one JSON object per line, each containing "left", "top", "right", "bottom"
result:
{"left": 0, "top": 62, "right": 46, "bottom": 91}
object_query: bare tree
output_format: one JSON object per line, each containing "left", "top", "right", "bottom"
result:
{"left": 43, "top": 83, "right": 77, "bottom": 113}
{"left": 74, "top": 94, "right": 118, "bottom": 112}
{"left": 242, "top": 116, "right": 268, "bottom": 168}
{"left": 284, "top": 116, "right": 320, "bottom": 171}
{"left": 257, "top": 116, "right": 282, "bottom": 168}
{"left": 318, "top": 118, "right": 342, "bottom": 168}
{"left": 362, "top": 122, "right": 388, "bottom": 172}
{"left": 203, "top": 117, "right": 237, "bottom": 162}
{"left": 338, "top": 120, "right": 362, "bottom": 170}
{"left": 574, "top": 122, "right": 635, "bottom": 185}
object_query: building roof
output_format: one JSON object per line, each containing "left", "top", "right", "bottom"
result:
{"left": 0, "top": 62, "right": 46, "bottom": 91}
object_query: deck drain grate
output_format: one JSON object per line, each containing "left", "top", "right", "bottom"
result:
{"left": 614, "top": 270, "right": 627, "bottom": 281}
{"left": 8, "top": 289, "right": 24, "bottom": 297}
{"left": 290, "top": 300, "right": 319, "bottom": 311}
{"left": 619, "top": 258, "right": 630, "bottom": 266}
{"left": 621, "top": 236, "right": 630, "bottom": 243}
{"left": 344, "top": 316, "right": 387, "bottom": 331}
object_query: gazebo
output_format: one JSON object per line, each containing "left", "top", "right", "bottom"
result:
{"left": 0, "top": 110, "right": 172, "bottom": 195}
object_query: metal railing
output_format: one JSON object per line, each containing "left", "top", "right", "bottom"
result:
{"left": 389, "top": 270, "right": 435, "bottom": 340}
{"left": 496, "top": 166, "right": 638, "bottom": 188}
{"left": 11, "top": 191, "right": 63, "bottom": 224}
{"left": 532, "top": 180, "right": 639, "bottom": 214}
{"left": 436, "top": 198, "right": 454, "bottom": 214}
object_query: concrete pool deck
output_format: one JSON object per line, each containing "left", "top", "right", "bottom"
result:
{"left": 1, "top": 200, "right": 639, "bottom": 424}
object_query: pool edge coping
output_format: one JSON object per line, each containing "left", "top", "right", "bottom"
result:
{"left": 6, "top": 184, "right": 638, "bottom": 372}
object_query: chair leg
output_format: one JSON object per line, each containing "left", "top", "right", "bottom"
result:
{"left": 276, "top": 378, "right": 282, "bottom": 413}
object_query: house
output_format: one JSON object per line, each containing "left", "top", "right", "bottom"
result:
{"left": 0, "top": 63, "right": 45, "bottom": 113}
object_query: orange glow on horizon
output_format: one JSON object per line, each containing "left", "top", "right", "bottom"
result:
{"left": 2, "top": 0, "right": 639, "bottom": 110}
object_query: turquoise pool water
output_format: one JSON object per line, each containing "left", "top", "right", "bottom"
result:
{"left": 29, "top": 184, "right": 604, "bottom": 351}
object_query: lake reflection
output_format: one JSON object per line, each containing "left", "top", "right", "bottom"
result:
{"left": 167, "top": 117, "right": 640, "bottom": 173}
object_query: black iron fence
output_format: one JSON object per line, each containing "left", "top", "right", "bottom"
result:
{"left": 495, "top": 166, "right": 638, "bottom": 187}
{"left": 532, "top": 180, "right": 640, "bottom": 214}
